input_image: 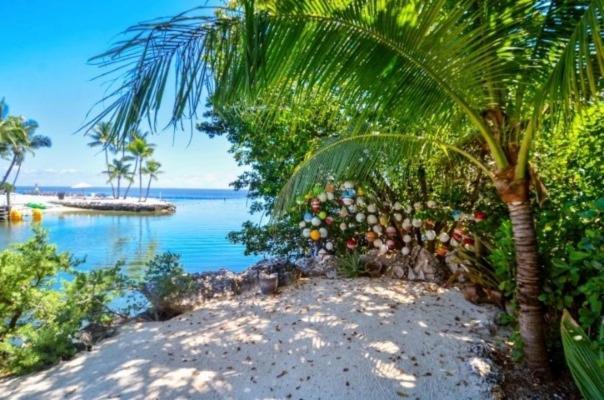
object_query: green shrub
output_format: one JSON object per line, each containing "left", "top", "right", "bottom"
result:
{"left": 0, "top": 228, "right": 126, "bottom": 375}
{"left": 337, "top": 251, "right": 366, "bottom": 278}
{"left": 540, "top": 198, "right": 604, "bottom": 339}
{"left": 488, "top": 220, "right": 516, "bottom": 301}
{"left": 136, "top": 252, "right": 196, "bottom": 320}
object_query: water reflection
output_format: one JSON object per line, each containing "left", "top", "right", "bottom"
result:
{"left": 0, "top": 198, "right": 261, "bottom": 273}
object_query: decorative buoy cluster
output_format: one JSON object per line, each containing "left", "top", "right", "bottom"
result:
{"left": 296, "top": 181, "right": 486, "bottom": 258}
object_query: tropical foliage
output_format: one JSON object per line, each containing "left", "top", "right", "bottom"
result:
{"left": 89, "top": 0, "right": 604, "bottom": 378}
{"left": 0, "top": 228, "right": 127, "bottom": 375}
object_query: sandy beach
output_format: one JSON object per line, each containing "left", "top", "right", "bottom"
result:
{"left": 0, "top": 278, "right": 500, "bottom": 400}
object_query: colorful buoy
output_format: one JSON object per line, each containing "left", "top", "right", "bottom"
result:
{"left": 9, "top": 209, "right": 22, "bottom": 222}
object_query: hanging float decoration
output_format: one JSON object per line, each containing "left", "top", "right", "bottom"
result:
{"left": 295, "top": 181, "right": 486, "bottom": 258}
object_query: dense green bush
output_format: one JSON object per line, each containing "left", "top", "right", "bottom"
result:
{"left": 134, "top": 252, "right": 196, "bottom": 320}
{"left": 0, "top": 228, "right": 126, "bottom": 375}
{"left": 540, "top": 198, "right": 604, "bottom": 340}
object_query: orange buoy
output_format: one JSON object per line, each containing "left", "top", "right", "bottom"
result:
{"left": 9, "top": 209, "right": 23, "bottom": 222}
{"left": 32, "top": 209, "right": 43, "bottom": 222}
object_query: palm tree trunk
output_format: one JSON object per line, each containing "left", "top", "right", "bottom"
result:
{"left": 11, "top": 162, "right": 22, "bottom": 187}
{"left": 418, "top": 165, "right": 428, "bottom": 204}
{"left": 116, "top": 177, "right": 121, "bottom": 198}
{"left": 138, "top": 162, "right": 143, "bottom": 202}
{"left": 123, "top": 158, "right": 138, "bottom": 199}
{"left": 507, "top": 200, "right": 550, "bottom": 377}
{"left": 145, "top": 176, "right": 152, "bottom": 201}
{"left": 105, "top": 149, "right": 115, "bottom": 199}
{"left": 1, "top": 153, "right": 17, "bottom": 186}
{"left": 496, "top": 171, "right": 551, "bottom": 378}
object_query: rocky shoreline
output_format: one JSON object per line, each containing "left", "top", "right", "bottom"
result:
{"left": 52, "top": 199, "right": 176, "bottom": 214}
{"left": 158, "top": 247, "right": 455, "bottom": 316}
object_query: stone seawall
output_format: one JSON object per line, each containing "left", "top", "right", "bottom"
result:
{"left": 54, "top": 199, "right": 176, "bottom": 214}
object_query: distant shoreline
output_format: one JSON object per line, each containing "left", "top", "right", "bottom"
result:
{"left": 5, "top": 193, "right": 176, "bottom": 215}
{"left": 13, "top": 186, "right": 249, "bottom": 202}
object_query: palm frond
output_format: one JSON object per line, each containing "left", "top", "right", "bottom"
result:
{"left": 87, "top": 6, "right": 239, "bottom": 139}
{"left": 516, "top": 0, "right": 604, "bottom": 178}
{"left": 561, "top": 310, "right": 604, "bottom": 399}
{"left": 531, "top": 0, "right": 604, "bottom": 122}
{"left": 89, "top": 0, "right": 523, "bottom": 167}
{"left": 274, "top": 132, "right": 490, "bottom": 215}
{"left": 220, "top": 0, "right": 520, "bottom": 166}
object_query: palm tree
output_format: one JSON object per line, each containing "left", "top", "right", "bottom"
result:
{"left": 11, "top": 134, "right": 52, "bottom": 187}
{"left": 88, "top": 122, "right": 117, "bottom": 198}
{"left": 141, "top": 160, "right": 162, "bottom": 201}
{"left": 122, "top": 133, "right": 154, "bottom": 200}
{"left": 107, "top": 158, "right": 131, "bottom": 199}
{"left": 0, "top": 101, "right": 30, "bottom": 182}
{"left": 0, "top": 119, "right": 48, "bottom": 187}
{"left": 89, "top": 0, "right": 604, "bottom": 376}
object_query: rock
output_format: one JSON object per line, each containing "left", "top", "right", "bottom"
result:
{"left": 468, "top": 356, "right": 501, "bottom": 385}
{"left": 391, "top": 265, "right": 407, "bottom": 279}
{"left": 325, "top": 269, "right": 337, "bottom": 279}
{"left": 191, "top": 258, "right": 300, "bottom": 301}
{"left": 294, "top": 256, "right": 337, "bottom": 278}
{"left": 359, "top": 252, "right": 384, "bottom": 277}
{"left": 192, "top": 269, "right": 241, "bottom": 299}
{"left": 244, "top": 258, "right": 300, "bottom": 289}
{"left": 409, "top": 247, "right": 450, "bottom": 284}
{"left": 259, "top": 272, "right": 279, "bottom": 295}
{"left": 55, "top": 199, "right": 176, "bottom": 214}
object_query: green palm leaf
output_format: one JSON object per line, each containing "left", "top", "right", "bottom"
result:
{"left": 274, "top": 132, "right": 490, "bottom": 214}
{"left": 561, "top": 310, "right": 604, "bottom": 400}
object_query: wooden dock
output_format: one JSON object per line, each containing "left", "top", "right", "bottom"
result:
{"left": 0, "top": 206, "right": 8, "bottom": 221}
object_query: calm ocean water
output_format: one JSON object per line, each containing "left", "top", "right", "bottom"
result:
{"left": 0, "top": 187, "right": 263, "bottom": 274}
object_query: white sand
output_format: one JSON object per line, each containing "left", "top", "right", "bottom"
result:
{"left": 0, "top": 278, "right": 499, "bottom": 400}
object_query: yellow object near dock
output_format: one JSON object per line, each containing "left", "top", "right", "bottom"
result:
{"left": 9, "top": 209, "right": 23, "bottom": 222}
{"left": 32, "top": 209, "right": 43, "bottom": 222}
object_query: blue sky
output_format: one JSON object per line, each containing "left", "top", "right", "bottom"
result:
{"left": 0, "top": 0, "right": 243, "bottom": 189}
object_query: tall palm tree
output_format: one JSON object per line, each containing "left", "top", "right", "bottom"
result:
{"left": 88, "top": 122, "right": 117, "bottom": 198}
{"left": 89, "top": 0, "right": 604, "bottom": 375}
{"left": 0, "top": 119, "right": 47, "bottom": 186}
{"left": 141, "top": 160, "right": 162, "bottom": 201}
{"left": 122, "top": 133, "right": 154, "bottom": 200}
{"left": 0, "top": 101, "right": 29, "bottom": 179}
{"left": 10, "top": 134, "right": 52, "bottom": 187}
{"left": 107, "top": 158, "right": 132, "bottom": 199}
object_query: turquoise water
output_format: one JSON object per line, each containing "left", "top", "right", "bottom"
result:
{"left": 0, "top": 188, "right": 263, "bottom": 274}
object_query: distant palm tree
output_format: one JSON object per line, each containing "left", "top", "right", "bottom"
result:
{"left": 88, "top": 122, "right": 117, "bottom": 198}
{"left": 107, "top": 158, "right": 131, "bottom": 199}
{"left": 123, "top": 133, "right": 154, "bottom": 200}
{"left": 141, "top": 160, "right": 162, "bottom": 201}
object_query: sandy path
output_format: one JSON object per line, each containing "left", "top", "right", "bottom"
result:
{"left": 0, "top": 278, "right": 499, "bottom": 400}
